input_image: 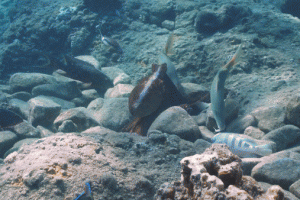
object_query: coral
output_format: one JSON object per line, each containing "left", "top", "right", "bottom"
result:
{"left": 155, "top": 144, "right": 288, "bottom": 200}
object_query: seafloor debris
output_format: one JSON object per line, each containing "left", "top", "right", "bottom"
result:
{"left": 155, "top": 144, "right": 288, "bottom": 200}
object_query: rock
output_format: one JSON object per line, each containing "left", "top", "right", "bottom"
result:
{"left": 181, "top": 83, "right": 209, "bottom": 102}
{"left": 251, "top": 105, "right": 286, "bottom": 133}
{"left": 244, "top": 126, "right": 266, "bottom": 140}
{"left": 227, "top": 114, "right": 257, "bottom": 133}
{"left": 198, "top": 126, "right": 214, "bottom": 141}
{"left": 71, "top": 95, "right": 91, "bottom": 107}
{"left": 251, "top": 157, "right": 300, "bottom": 190}
{"left": 193, "top": 139, "right": 212, "bottom": 154}
{"left": 10, "top": 91, "right": 32, "bottom": 101}
{"left": 93, "top": 98, "right": 132, "bottom": 132}
{"left": 102, "top": 67, "right": 129, "bottom": 85}
{"left": 192, "top": 111, "right": 207, "bottom": 126}
{"left": 36, "top": 126, "right": 54, "bottom": 138}
{"left": 37, "top": 96, "right": 75, "bottom": 111}
{"left": 148, "top": 106, "right": 201, "bottom": 142}
{"left": 195, "top": 11, "right": 220, "bottom": 34}
{"left": 289, "top": 179, "right": 300, "bottom": 199}
{"left": 175, "top": 10, "right": 197, "bottom": 28}
{"left": 0, "top": 92, "right": 8, "bottom": 103}
{"left": 75, "top": 55, "right": 100, "bottom": 70}
{"left": 241, "top": 157, "right": 262, "bottom": 176}
{"left": 9, "top": 73, "right": 57, "bottom": 92}
{"left": 81, "top": 89, "right": 99, "bottom": 102}
{"left": 32, "top": 81, "right": 82, "bottom": 100}
{"left": 113, "top": 72, "right": 131, "bottom": 85}
{"left": 70, "top": 27, "right": 91, "bottom": 55}
{"left": 3, "top": 138, "right": 38, "bottom": 158}
{"left": 8, "top": 98, "right": 30, "bottom": 120}
{"left": 58, "top": 120, "right": 78, "bottom": 133}
{"left": 87, "top": 98, "right": 104, "bottom": 112}
{"left": 0, "top": 131, "right": 18, "bottom": 157}
{"left": 13, "top": 121, "right": 40, "bottom": 138}
{"left": 286, "top": 95, "right": 300, "bottom": 127}
{"left": 54, "top": 107, "right": 99, "bottom": 132}
{"left": 262, "top": 125, "right": 300, "bottom": 151}
{"left": 104, "top": 84, "right": 134, "bottom": 98}
{"left": 28, "top": 97, "right": 61, "bottom": 127}
{"left": 161, "top": 20, "right": 174, "bottom": 30}
{"left": 147, "top": 131, "right": 167, "bottom": 145}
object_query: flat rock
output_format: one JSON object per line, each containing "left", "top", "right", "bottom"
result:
{"left": 10, "top": 91, "right": 32, "bottom": 101}
{"left": 9, "top": 73, "right": 57, "bottom": 92}
{"left": 81, "top": 89, "right": 99, "bottom": 102}
{"left": 289, "top": 179, "right": 300, "bottom": 199}
{"left": 37, "top": 96, "right": 75, "bottom": 111}
{"left": 226, "top": 114, "right": 257, "bottom": 133}
{"left": 87, "top": 98, "right": 104, "bottom": 112}
{"left": 93, "top": 98, "right": 133, "bottom": 132}
{"left": 241, "top": 157, "right": 262, "bottom": 176}
{"left": 251, "top": 105, "right": 286, "bottom": 133}
{"left": 57, "top": 120, "right": 78, "bottom": 133}
{"left": 104, "top": 84, "right": 134, "bottom": 98}
{"left": 3, "top": 138, "right": 39, "bottom": 158}
{"left": 54, "top": 107, "right": 99, "bottom": 132}
{"left": 0, "top": 131, "right": 18, "bottom": 157}
{"left": 251, "top": 157, "right": 300, "bottom": 190}
{"left": 102, "top": 67, "right": 130, "bottom": 86}
{"left": 262, "top": 125, "right": 300, "bottom": 151}
{"left": 148, "top": 106, "right": 201, "bottom": 142}
{"left": 28, "top": 96, "right": 61, "bottom": 127}
{"left": 286, "top": 95, "right": 300, "bottom": 127}
{"left": 32, "top": 81, "right": 82, "bottom": 100}
{"left": 75, "top": 55, "right": 100, "bottom": 70}
{"left": 12, "top": 121, "right": 40, "bottom": 138}
{"left": 8, "top": 98, "right": 30, "bottom": 120}
{"left": 113, "top": 73, "right": 131, "bottom": 85}
{"left": 244, "top": 126, "right": 266, "bottom": 140}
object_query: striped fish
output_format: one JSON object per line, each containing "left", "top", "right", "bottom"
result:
{"left": 211, "top": 133, "right": 273, "bottom": 158}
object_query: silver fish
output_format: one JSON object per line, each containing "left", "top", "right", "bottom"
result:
{"left": 99, "top": 23, "right": 123, "bottom": 54}
{"left": 210, "top": 45, "right": 242, "bottom": 132}
{"left": 211, "top": 133, "right": 273, "bottom": 158}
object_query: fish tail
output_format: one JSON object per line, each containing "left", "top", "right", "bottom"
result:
{"left": 164, "top": 33, "right": 175, "bottom": 56}
{"left": 224, "top": 44, "right": 243, "bottom": 70}
{"left": 255, "top": 145, "right": 272, "bottom": 157}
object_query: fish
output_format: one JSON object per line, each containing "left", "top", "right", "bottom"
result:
{"left": 74, "top": 181, "right": 93, "bottom": 200}
{"left": 211, "top": 133, "right": 273, "bottom": 158}
{"left": 100, "top": 24, "right": 123, "bottom": 54}
{"left": 0, "top": 108, "right": 23, "bottom": 130}
{"left": 210, "top": 45, "right": 242, "bottom": 132}
{"left": 158, "top": 34, "right": 186, "bottom": 97}
{"left": 48, "top": 55, "right": 114, "bottom": 93}
{"left": 129, "top": 64, "right": 167, "bottom": 118}
{"left": 125, "top": 63, "right": 188, "bottom": 135}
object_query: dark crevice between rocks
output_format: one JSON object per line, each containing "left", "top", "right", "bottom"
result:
{"left": 83, "top": 0, "right": 123, "bottom": 13}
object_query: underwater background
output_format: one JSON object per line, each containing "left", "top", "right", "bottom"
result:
{"left": 0, "top": 0, "right": 300, "bottom": 199}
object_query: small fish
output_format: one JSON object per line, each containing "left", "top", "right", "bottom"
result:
{"left": 129, "top": 64, "right": 167, "bottom": 118}
{"left": 211, "top": 133, "right": 272, "bottom": 158}
{"left": 0, "top": 108, "right": 23, "bottom": 130}
{"left": 100, "top": 24, "right": 123, "bottom": 54}
{"left": 74, "top": 182, "right": 93, "bottom": 200}
{"left": 47, "top": 55, "right": 113, "bottom": 93}
{"left": 210, "top": 45, "right": 242, "bottom": 132}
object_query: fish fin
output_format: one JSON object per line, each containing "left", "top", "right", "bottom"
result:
{"left": 224, "top": 44, "right": 243, "bottom": 70}
{"left": 255, "top": 145, "right": 272, "bottom": 157}
{"left": 164, "top": 33, "right": 175, "bottom": 56}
